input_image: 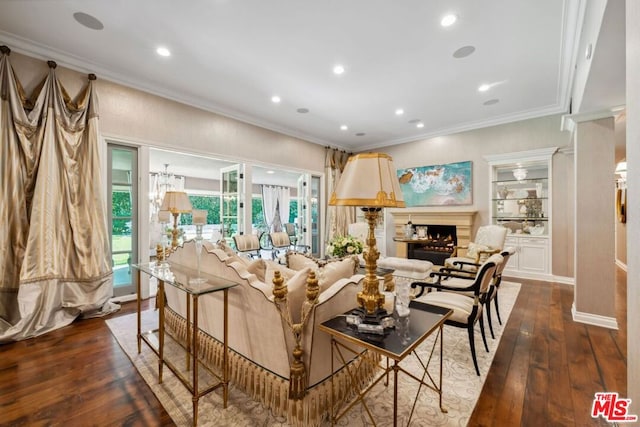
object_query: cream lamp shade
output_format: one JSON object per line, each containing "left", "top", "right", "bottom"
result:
{"left": 328, "top": 152, "right": 405, "bottom": 325}
{"left": 329, "top": 152, "right": 405, "bottom": 208}
{"left": 160, "top": 191, "right": 193, "bottom": 213}
{"left": 192, "top": 209, "right": 207, "bottom": 225}
{"left": 157, "top": 210, "right": 171, "bottom": 223}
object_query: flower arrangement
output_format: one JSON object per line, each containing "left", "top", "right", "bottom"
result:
{"left": 326, "top": 235, "right": 364, "bottom": 258}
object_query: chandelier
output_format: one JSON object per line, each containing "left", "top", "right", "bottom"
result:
{"left": 512, "top": 167, "right": 528, "bottom": 181}
{"left": 150, "top": 163, "right": 178, "bottom": 214}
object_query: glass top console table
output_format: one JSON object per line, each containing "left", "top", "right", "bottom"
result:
{"left": 132, "top": 262, "right": 238, "bottom": 426}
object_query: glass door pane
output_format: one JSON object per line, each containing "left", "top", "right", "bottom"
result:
{"left": 310, "top": 175, "right": 321, "bottom": 257}
{"left": 220, "top": 164, "right": 244, "bottom": 246}
{"left": 108, "top": 145, "right": 138, "bottom": 297}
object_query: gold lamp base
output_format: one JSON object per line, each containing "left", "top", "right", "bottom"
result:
{"left": 356, "top": 207, "right": 388, "bottom": 324}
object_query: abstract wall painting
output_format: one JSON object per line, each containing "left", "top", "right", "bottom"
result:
{"left": 397, "top": 161, "right": 472, "bottom": 206}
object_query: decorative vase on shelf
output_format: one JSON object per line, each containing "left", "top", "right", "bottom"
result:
{"left": 498, "top": 186, "right": 509, "bottom": 199}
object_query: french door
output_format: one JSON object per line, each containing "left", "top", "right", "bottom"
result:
{"left": 107, "top": 144, "right": 138, "bottom": 297}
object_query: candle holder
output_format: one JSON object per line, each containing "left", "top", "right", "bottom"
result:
{"left": 190, "top": 209, "right": 207, "bottom": 285}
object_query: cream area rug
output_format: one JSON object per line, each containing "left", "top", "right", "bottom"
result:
{"left": 106, "top": 281, "right": 521, "bottom": 426}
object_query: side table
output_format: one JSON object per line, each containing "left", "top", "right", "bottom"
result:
{"left": 133, "top": 262, "right": 238, "bottom": 426}
{"left": 319, "top": 301, "right": 452, "bottom": 426}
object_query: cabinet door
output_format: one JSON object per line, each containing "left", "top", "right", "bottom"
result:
{"left": 518, "top": 238, "right": 548, "bottom": 273}
{"left": 503, "top": 237, "right": 520, "bottom": 272}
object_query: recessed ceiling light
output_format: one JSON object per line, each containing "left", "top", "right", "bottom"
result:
{"left": 333, "top": 64, "right": 345, "bottom": 75}
{"left": 297, "top": 108, "right": 309, "bottom": 114}
{"left": 266, "top": 170, "right": 275, "bottom": 174}
{"left": 73, "top": 12, "right": 104, "bottom": 30}
{"left": 483, "top": 99, "right": 500, "bottom": 106}
{"left": 478, "top": 84, "right": 490, "bottom": 92}
{"left": 416, "top": 123, "right": 425, "bottom": 128}
{"left": 453, "top": 45, "right": 476, "bottom": 59}
{"left": 156, "top": 47, "right": 171, "bottom": 57}
{"left": 441, "top": 14, "right": 457, "bottom": 27}
{"left": 340, "top": 125, "right": 348, "bottom": 131}
{"left": 271, "top": 95, "right": 281, "bottom": 103}
{"left": 395, "top": 108, "right": 404, "bottom": 116}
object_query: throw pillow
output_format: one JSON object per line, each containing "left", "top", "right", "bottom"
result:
{"left": 317, "top": 256, "right": 358, "bottom": 293}
{"left": 246, "top": 258, "right": 267, "bottom": 283}
{"left": 286, "top": 252, "right": 324, "bottom": 271}
{"left": 264, "top": 260, "right": 298, "bottom": 286}
{"left": 284, "top": 267, "right": 312, "bottom": 323}
{"left": 467, "top": 242, "right": 490, "bottom": 260}
{"left": 218, "top": 239, "right": 237, "bottom": 257}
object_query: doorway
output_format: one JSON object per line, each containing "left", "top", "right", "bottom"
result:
{"left": 108, "top": 144, "right": 138, "bottom": 297}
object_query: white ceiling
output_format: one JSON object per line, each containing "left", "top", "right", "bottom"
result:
{"left": 0, "top": 0, "right": 588, "bottom": 151}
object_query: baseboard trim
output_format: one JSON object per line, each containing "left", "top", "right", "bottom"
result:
{"left": 615, "top": 259, "right": 628, "bottom": 272}
{"left": 504, "top": 270, "right": 574, "bottom": 285}
{"left": 571, "top": 303, "right": 619, "bottom": 330}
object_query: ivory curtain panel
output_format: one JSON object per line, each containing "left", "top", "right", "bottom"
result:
{"left": 0, "top": 49, "right": 115, "bottom": 343}
{"left": 324, "top": 148, "right": 355, "bottom": 243}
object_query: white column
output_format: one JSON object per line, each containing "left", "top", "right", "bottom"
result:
{"left": 626, "top": 0, "right": 639, "bottom": 409}
{"left": 572, "top": 117, "right": 617, "bottom": 329}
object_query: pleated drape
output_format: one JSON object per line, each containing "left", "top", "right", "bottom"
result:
{"left": 0, "top": 51, "right": 116, "bottom": 343}
{"left": 324, "top": 148, "right": 355, "bottom": 244}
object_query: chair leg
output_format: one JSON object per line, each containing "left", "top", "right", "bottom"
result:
{"left": 494, "top": 293, "right": 502, "bottom": 325}
{"left": 479, "top": 316, "right": 489, "bottom": 353}
{"left": 485, "top": 302, "right": 496, "bottom": 339}
{"left": 467, "top": 325, "right": 480, "bottom": 376}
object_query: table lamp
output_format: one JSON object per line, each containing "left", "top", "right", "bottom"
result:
{"left": 160, "top": 191, "right": 192, "bottom": 250}
{"left": 329, "top": 152, "right": 405, "bottom": 324}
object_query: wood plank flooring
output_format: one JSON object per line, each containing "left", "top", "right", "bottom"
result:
{"left": 0, "top": 269, "right": 627, "bottom": 426}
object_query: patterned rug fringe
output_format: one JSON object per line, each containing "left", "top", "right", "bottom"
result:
{"left": 165, "top": 307, "right": 380, "bottom": 426}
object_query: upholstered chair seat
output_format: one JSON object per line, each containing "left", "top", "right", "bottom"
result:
{"left": 412, "top": 254, "right": 503, "bottom": 375}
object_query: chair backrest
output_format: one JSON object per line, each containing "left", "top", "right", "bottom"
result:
{"left": 283, "top": 223, "right": 297, "bottom": 237}
{"left": 475, "top": 225, "right": 508, "bottom": 250}
{"left": 270, "top": 231, "right": 291, "bottom": 248}
{"left": 496, "top": 247, "right": 516, "bottom": 277}
{"left": 473, "top": 253, "right": 503, "bottom": 296}
{"left": 233, "top": 234, "right": 260, "bottom": 252}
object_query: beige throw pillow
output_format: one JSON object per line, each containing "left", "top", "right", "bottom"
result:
{"left": 467, "top": 242, "right": 490, "bottom": 260}
{"left": 317, "top": 256, "right": 358, "bottom": 293}
{"left": 284, "top": 267, "right": 312, "bottom": 323}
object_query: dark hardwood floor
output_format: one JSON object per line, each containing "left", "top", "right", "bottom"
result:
{"left": 0, "top": 268, "right": 627, "bottom": 426}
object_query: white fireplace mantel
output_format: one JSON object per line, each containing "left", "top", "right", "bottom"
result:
{"left": 389, "top": 210, "right": 477, "bottom": 258}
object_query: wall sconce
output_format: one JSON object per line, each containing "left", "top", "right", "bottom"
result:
{"left": 615, "top": 161, "right": 627, "bottom": 181}
{"left": 512, "top": 167, "right": 528, "bottom": 181}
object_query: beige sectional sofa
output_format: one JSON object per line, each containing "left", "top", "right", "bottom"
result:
{"left": 162, "top": 241, "right": 379, "bottom": 426}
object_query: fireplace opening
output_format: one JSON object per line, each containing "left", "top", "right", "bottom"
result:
{"left": 407, "top": 224, "right": 457, "bottom": 265}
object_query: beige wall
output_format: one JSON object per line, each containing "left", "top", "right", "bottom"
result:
{"left": 7, "top": 52, "right": 326, "bottom": 175}
{"left": 574, "top": 118, "right": 616, "bottom": 320}
{"left": 378, "top": 115, "right": 573, "bottom": 278}
{"left": 8, "top": 50, "right": 577, "bottom": 279}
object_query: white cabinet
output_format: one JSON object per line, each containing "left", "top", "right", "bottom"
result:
{"left": 485, "top": 147, "right": 557, "bottom": 280}
{"left": 504, "top": 235, "right": 549, "bottom": 275}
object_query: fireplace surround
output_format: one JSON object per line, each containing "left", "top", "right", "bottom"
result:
{"left": 390, "top": 210, "right": 477, "bottom": 265}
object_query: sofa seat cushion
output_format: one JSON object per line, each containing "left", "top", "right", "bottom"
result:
{"left": 415, "top": 291, "right": 478, "bottom": 323}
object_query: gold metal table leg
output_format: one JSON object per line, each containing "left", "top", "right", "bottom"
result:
{"left": 186, "top": 293, "right": 191, "bottom": 371}
{"left": 192, "top": 294, "right": 199, "bottom": 426}
{"left": 136, "top": 269, "right": 141, "bottom": 354}
{"left": 223, "top": 288, "right": 229, "bottom": 408}
{"left": 158, "top": 279, "right": 165, "bottom": 383}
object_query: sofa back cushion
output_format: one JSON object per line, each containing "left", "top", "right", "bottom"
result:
{"left": 286, "top": 252, "right": 358, "bottom": 293}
